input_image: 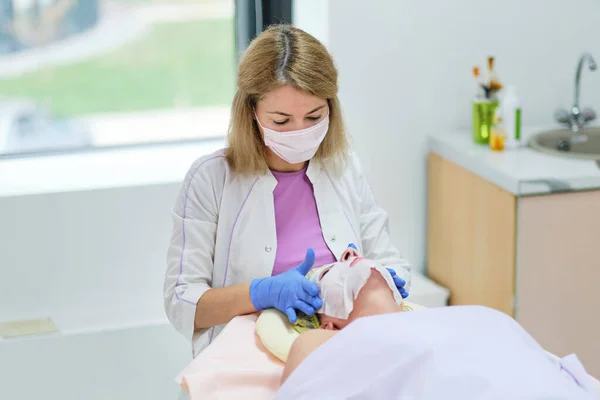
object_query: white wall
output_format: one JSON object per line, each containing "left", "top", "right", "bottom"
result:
{"left": 0, "top": 185, "right": 178, "bottom": 322}
{"left": 0, "top": 183, "right": 191, "bottom": 399}
{"left": 0, "top": 323, "right": 189, "bottom": 400}
{"left": 328, "top": 0, "right": 600, "bottom": 273}
{"left": 293, "top": 0, "right": 329, "bottom": 46}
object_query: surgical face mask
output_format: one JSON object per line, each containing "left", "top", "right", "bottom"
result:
{"left": 306, "top": 258, "right": 403, "bottom": 320}
{"left": 255, "top": 112, "right": 329, "bottom": 164}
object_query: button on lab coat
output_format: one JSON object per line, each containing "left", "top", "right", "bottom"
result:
{"left": 164, "top": 149, "right": 411, "bottom": 356}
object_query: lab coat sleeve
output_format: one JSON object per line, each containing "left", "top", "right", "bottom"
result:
{"left": 353, "top": 155, "right": 412, "bottom": 290}
{"left": 164, "top": 157, "right": 223, "bottom": 342}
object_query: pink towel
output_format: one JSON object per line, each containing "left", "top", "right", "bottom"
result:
{"left": 176, "top": 313, "right": 284, "bottom": 400}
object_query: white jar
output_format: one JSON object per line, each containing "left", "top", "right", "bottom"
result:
{"left": 502, "top": 86, "right": 522, "bottom": 149}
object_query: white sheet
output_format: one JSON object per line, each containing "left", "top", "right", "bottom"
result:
{"left": 275, "top": 306, "right": 599, "bottom": 399}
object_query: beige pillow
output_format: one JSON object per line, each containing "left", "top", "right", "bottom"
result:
{"left": 255, "top": 301, "right": 425, "bottom": 363}
{"left": 255, "top": 309, "right": 300, "bottom": 363}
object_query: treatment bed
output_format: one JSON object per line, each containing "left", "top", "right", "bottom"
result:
{"left": 175, "top": 303, "right": 600, "bottom": 399}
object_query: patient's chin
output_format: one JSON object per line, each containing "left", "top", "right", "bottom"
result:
{"left": 365, "top": 268, "right": 393, "bottom": 290}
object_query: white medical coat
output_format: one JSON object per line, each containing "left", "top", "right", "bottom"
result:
{"left": 164, "top": 149, "right": 411, "bottom": 356}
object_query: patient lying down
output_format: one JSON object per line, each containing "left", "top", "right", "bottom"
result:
{"left": 283, "top": 261, "right": 403, "bottom": 382}
{"left": 294, "top": 246, "right": 408, "bottom": 331}
{"left": 277, "top": 259, "right": 597, "bottom": 399}
{"left": 315, "top": 246, "right": 407, "bottom": 324}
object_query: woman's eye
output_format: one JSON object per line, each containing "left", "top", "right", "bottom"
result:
{"left": 320, "top": 267, "right": 333, "bottom": 279}
{"left": 307, "top": 115, "right": 321, "bottom": 121}
{"left": 273, "top": 120, "right": 288, "bottom": 125}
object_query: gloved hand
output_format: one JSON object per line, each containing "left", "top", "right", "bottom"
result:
{"left": 250, "top": 248, "right": 323, "bottom": 323}
{"left": 387, "top": 268, "right": 409, "bottom": 299}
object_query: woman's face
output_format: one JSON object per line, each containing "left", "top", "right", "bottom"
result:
{"left": 255, "top": 84, "right": 328, "bottom": 133}
{"left": 306, "top": 261, "right": 358, "bottom": 331}
{"left": 309, "top": 259, "right": 402, "bottom": 331}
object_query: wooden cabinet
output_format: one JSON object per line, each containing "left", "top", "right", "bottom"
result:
{"left": 427, "top": 153, "right": 600, "bottom": 377}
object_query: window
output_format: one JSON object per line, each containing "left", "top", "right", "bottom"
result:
{"left": 0, "top": 0, "right": 235, "bottom": 157}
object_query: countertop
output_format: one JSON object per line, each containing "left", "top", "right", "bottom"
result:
{"left": 428, "top": 125, "right": 600, "bottom": 196}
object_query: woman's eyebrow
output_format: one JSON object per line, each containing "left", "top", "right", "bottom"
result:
{"left": 305, "top": 104, "right": 326, "bottom": 115}
{"left": 266, "top": 111, "right": 291, "bottom": 116}
{"left": 266, "top": 104, "right": 326, "bottom": 117}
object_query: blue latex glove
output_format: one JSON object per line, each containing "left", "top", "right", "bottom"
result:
{"left": 386, "top": 268, "right": 409, "bottom": 299}
{"left": 250, "top": 248, "right": 323, "bottom": 323}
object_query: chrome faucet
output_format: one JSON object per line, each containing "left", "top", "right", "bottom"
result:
{"left": 555, "top": 52, "right": 597, "bottom": 132}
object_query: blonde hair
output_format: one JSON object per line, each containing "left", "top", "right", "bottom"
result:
{"left": 225, "top": 24, "right": 349, "bottom": 175}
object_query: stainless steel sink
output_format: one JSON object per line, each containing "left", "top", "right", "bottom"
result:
{"left": 529, "top": 127, "right": 600, "bottom": 160}
{"left": 532, "top": 51, "right": 600, "bottom": 163}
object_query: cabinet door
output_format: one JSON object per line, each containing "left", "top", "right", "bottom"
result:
{"left": 428, "top": 154, "right": 516, "bottom": 315}
{"left": 517, "top": 191, "right": 600, "bottom": 378}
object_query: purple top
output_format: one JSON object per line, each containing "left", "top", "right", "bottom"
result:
{"left": 270, "top": 166, "right": 337, "bottom": 276}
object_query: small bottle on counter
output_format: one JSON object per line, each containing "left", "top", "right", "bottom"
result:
{"left": 502, "top": 86, "right": 522, "bottom": 149}
{"left": 489, "top": 108, "right": 505, "bottom": 151}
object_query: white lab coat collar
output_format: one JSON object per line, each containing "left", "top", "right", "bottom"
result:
{"left": 306, "top": 158, "right": 324, "bottom": 184}
{"left": 260, "top": 158, "right": 324, "bottom": 191}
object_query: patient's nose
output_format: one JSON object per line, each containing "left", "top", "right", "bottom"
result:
{"left": 341, "top": 250, "right": 352, "bottom": 261}
{"left": 341, "top": 248, "right": 360, "bottom": 261}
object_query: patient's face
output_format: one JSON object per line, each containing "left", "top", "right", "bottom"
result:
{"left": 307, "top": 257, "right": 401, "bottom": 330}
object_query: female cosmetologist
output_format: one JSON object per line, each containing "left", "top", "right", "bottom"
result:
{"left": 163, "top": 24, "right": 411, "bottom": 357}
